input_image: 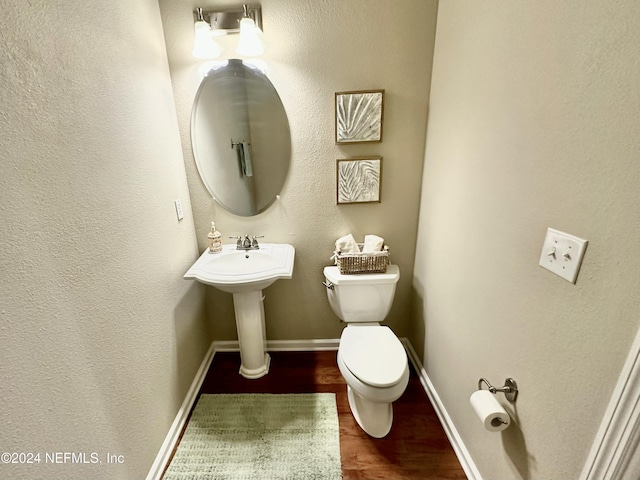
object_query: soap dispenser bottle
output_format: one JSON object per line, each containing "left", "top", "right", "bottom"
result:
{"left": 208, "top": 221, "right": 222, "bottom": 253}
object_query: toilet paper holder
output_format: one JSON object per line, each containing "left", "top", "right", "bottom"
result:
{"left": 478, "top": 377, "right": 518, "bottom": 403}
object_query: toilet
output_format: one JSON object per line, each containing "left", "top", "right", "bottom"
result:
{"left": 323, "top": 264, "right": 409, "bottom": 438}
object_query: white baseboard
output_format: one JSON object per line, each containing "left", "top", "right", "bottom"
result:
{"left": 211, "top": 338, "right": 341, "bottom": 352}
{"left": 402, "top": 339, "right": 482, "bottom": 480}
{"left": 146, "top": 338, "right": 478, "bottom": 480}
{"left": 144, "top": 342, "right": 216, "bottom": 480}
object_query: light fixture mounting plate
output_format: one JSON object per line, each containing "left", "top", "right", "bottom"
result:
{"left": 195, "top": 5, "right": 262, "bottom": 34}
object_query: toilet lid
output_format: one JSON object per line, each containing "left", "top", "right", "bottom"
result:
{"left": 340, "top": 326, "right": 407, "bottom": 388}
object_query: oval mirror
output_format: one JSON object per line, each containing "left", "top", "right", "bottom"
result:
{"left": 191, "top": 59, "right": 291, "bottom": 216}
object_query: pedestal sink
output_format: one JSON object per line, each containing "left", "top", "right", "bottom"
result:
{"left": 184, "top": 243, "right": 295, "bottom": 379}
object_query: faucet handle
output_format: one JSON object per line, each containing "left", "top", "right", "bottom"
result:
{"left": 251, "top": 235, "right": 264, "bottom": 248}
{"left": 229, "top": 235, "right": 242, "bottom": 248}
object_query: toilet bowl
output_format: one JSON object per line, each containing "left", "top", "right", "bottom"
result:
{"left": 337, "top": 325, "right": 410, "bottom": 437}
{"left": 323, "top": 265, "right": 409, "bottom": 438}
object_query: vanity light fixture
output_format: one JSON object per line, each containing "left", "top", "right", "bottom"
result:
{"left": 192, "top": 8, "right": 222, "bottom": 59}
{"left": 191, "top": 4, "right": 263, "bottom": 58}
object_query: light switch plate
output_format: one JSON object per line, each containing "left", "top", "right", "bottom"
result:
{"left": 175, "top": 199, "right": 184, "bottom": 221}
{"left": 538, "top": 228, "right": 588, "bottom": 284}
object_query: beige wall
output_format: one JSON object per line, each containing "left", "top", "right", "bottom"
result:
{"left": 159, "top": 0, "right": 439, "bottom": 342}
{"left": 414, "top": 2, "right": 640, "bottom": 479}
{"left": 0, "top": 1, "right": 210, "bottom": 479}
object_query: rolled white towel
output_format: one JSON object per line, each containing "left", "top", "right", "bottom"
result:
{"left": 335, "top": 233, "right": 359, "bottom": 253}
{"left": 363, "top": 234, "right": 384, "bottom": 253}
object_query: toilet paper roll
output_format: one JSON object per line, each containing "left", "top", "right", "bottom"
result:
{"left": 470, "top": 390, "right": 510, "bottom": 432}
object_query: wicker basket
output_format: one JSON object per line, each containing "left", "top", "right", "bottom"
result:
{"left": 334, "top": 244, "right": 389, "bottom": 274}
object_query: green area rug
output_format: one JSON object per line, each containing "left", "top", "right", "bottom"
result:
{"left": 163, "top": 393, "right": 342, "bottom": 480}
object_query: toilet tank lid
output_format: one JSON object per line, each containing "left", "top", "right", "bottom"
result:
{"left": 341, "top": 326, "right": 407, "bottom": 387}
{"left": 323, "top": 264, "right": 399, "bottom": 285}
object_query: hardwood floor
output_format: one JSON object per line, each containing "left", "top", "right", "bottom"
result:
{"left": 165, "top": 350, "right": 467, "bottom": 479}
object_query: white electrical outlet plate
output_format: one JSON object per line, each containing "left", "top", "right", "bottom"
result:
{"left": 175, "top": 199, "right": 184, "bottom": 221}
{"left": 538, "top": 228, "right": 588, "bottom": 284}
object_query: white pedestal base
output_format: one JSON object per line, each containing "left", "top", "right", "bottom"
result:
{"left": 240, "top": 353, "right": 271, "bottom": 379}
{"left": 232, "top": 290, "right": 270, "bottom": 379}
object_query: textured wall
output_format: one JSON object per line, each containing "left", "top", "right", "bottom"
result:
{"left": 159, "top": 0, "right": 438, "bottom": 342}
{"left": 0, "top": 1, "right": 210, "bottom": 479}
{"left": 414, "top": 1, "right": 640, "bottom": 478}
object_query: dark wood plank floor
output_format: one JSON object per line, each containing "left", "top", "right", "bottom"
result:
{"left": 164, "top": 350, "right": 467, "bottom": 480}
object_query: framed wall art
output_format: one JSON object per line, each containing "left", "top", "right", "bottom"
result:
{"left": 336, "top": 156, "right": 382, "bottom": 204}
{"left": 335, "top": 90, "right": 384, "bottom": 144}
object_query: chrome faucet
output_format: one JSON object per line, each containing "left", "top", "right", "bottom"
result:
{"left": 229, "top": 235, "right": 263, "bottom": 250}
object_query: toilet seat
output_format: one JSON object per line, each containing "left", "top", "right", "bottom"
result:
{"left": 340, "top": 326, "right": 407, "bottom": 388}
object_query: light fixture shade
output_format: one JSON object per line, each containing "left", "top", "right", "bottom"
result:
{"left": 236, "top": 17, "right": 263, "bottom": 56}
{"left": 192, "top": 20, "right": 221, "bottom": 59}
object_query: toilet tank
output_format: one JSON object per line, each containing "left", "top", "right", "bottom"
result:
{"left": 323, "top": 265, "right": 399, "bottom": 323}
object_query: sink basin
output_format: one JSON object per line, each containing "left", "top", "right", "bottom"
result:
{"left": 184, "top": 243, "right": 295, "bottom": 293}
{"left": 184, "top": 243, "right": 295, "bottom": 379}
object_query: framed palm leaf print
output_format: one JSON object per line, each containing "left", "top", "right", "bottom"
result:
{"left": 336, "top": 157, "right": 382, "bottom": 204}
{"left": 335, "top": 90, "right": 384, "bottom": 144}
